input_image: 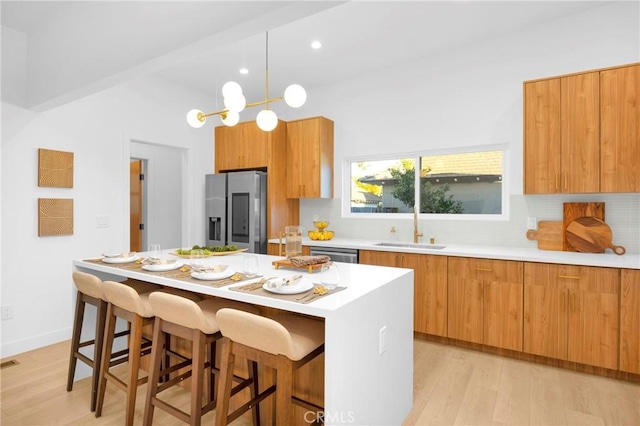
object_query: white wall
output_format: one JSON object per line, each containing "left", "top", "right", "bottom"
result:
{"left": 1, "top": 77, "right": 214, "bottom": 357}
{"left": 293, "top": 2, "right": 640, "bottom": 252}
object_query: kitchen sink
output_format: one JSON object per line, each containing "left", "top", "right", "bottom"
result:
{"left": 375, "top": 242, "right": 447, "bottom": 250}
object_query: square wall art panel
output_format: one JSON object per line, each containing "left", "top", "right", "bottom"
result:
{"left": 38, "top": 198, "right": 73, "bottom": 236}
{"left": 38, "top": 148, "right": 74, "bottom": 187}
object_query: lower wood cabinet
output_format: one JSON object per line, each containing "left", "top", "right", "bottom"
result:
{"left": 524, "top": 262, "right": 619, "bottom": 369}
{"left": 359, "top": 250, "right": 447, "bottom": 337}
{"left": 447, "top": 257, "right": 524, "bottom": 351}
{"left": 620, "top": 269, "right": 640, "bottom": 374}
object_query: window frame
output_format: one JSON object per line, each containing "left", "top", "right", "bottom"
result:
{"left": 342, "top": 144, "right": 509, "bottom": 221}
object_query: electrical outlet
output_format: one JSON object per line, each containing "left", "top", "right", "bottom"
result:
{"left": 379, "top": 326, "right": 387, "bottom": 354}
{"left": 1, "top": 305, "right": 13, "bottom": 320}
{"left": 527, "top": 217, "right": 537, "bottom": 229}
{"left": 96, "top": 216, "right": 110, "bottom": 228}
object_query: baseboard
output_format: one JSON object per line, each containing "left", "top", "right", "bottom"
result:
{"left": 1, "top": 327, "right": 71, "bottom": 359}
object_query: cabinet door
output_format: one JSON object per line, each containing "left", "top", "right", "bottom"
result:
{"left": 600, "top": 64, "right": 640, "bottom": 192}
{"left": 215, "top": 121, "right": 269, "bottom": 171}
{"left": 566, "top": 266, "right": 619, "bottom": 369}
{"left": 483, "top": 260, "right": 524, "bottom": 351}
{"left": 415, "top": 255, "right": 448, "bottom": 337}
{"left": 286, "top": 117, "right": 334, "bottom": 198}
{"left": 524, "top": 78, "right": 561, "bottom": 194}
{"left": 447, "top": 257, "right": 484, "bottom": 344}
{"left": 561, "top": 72, "right": 600, "bottom": 193}
{"left": 524, "top": 263, "right": 568, "bottom": 359}
{"left": 620, "top": 269, "right": 640, "bottom": 374}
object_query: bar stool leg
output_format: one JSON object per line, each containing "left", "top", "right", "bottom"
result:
{"left": 66, "top": 292, "right": 85, "bottom": 393}
{"left": 215, "top": 338, "right": 235, "bottom": 426}
{"left": 275, "top": 355, "right": 294, "bottom": 426}
{"left": 143, "top": 317, "right": 165, "bottom": 426}
{"left": 248, "top": 360, "right": 261, "bottom": 426}
{"left": 124, "top": 315, "right": 144, "bottom": 426}
{"left": 91, "top": 299, "right": 107, "bottom": 412}
{"left": 95, "top": 303, "right": 116, "bottom": 417}
{"left": 190, "top": 331, "right": 205, "bottom": 426}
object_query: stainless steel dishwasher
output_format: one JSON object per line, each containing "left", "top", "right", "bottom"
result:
{"left": 309, "top": 246, "right": 359, "bottom": 263}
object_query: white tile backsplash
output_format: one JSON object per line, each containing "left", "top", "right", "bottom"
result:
{"left": 300, "top": 193, "right": 640, "bottom": 254}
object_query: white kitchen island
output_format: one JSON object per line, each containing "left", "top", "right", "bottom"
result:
{"left": 73, "top": 252, "right": 414, "bottom": 426}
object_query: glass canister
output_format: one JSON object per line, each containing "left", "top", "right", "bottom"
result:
{"left": 284, "top": 225, "right": 303, "bottom": 258}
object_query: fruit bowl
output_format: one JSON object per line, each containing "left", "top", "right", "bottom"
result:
{"left": 313, "top": 220, "right": 329, "bottom": 231}
{"left": 308, "top": 230, "right": 334, "bottom": 241}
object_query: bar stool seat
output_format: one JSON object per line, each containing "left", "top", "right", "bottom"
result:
{"left": 95, "top": 281, "right": 202, "bottom": 426}
{"left": 215, "top": 309, "right": 325, "bottom": 425}
{"left": 67, "top": 272, "right": 157, "bottom": 412}
{"left": 144, "top": 292, "right": 261, "bottom": 426}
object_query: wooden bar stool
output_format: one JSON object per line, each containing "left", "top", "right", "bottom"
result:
{"left": 143, "top": 292, "right": 262, "bottom": 426}
{"left": 95, "top": 281, "right": 201, "bottom": 426}
{"left": 215, "top": 308, "right": 325, "bottom": 425}
{"left": 66, "top": 271, "right": 156, "bottom": 412}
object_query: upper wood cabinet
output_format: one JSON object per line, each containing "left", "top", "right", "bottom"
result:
{"left": 620, "top": 269, "right": 640, "bottom": 374}
{"left": 286, "top": 116, "right": 334, "bottom": 198}
{"left": 523, "top": 263, "right": 619, "bottom": 369}
{"left": 447, "top": 257, "right": 523, "bottom": 351}
{"left": 214, "top": 120, "right": 270, "bottom": 171}
{"left": 359, "top": 250, "right": 447, "bottom": 337}
{"left": 524, "top": 63, "right": 640, "bottom": 194}
{"left": 524, "top": 72, "right": 600, "bottom": 193}
{"left": 600, "top": 64, "right": 640, "bottom": 192}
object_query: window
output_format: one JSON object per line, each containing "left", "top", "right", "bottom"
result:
{"left": 346, "top": 148, "right": 505, "bottom": 218}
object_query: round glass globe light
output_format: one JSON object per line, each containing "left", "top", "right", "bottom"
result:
{"left": 256, "top": 109, "right": 278, "bottom": 131}
{"left": 221, "top": 110, "right": 240, "bottom": 127}
{"left": 284, "top": 84, "right": 307, "bottom": 108}
{"left": 186, "top": 109, "right": 206, "bottom": 128}
{"left": 221, "top": 81, "right": 242, "bottom": 98}
{"left": 224, "top": 93, "right": 246, "bottom": 112}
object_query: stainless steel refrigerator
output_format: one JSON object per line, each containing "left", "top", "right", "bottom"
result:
{"left": 205, "top": 171, "right": 267, "bottom": 253}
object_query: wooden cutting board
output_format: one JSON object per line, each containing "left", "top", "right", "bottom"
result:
{"left": 566, "top": 217, "right": 626, "bottom": 255}
{"left": 526, "top": 221, "right": 563, "bottom": 251}
{"left": 563, "top": 202, "right": 605, "bottom": 251}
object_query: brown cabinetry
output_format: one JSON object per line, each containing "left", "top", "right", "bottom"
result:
{"left": 523, "top": 263, "right": 619, "bottom": 369}
{"left": 214, "top": 120, "right": 270, "bottom": 171}
{"left": 447, "top": 257, "right": 523, "bottom": 351}
{"left": 620, "top": 269, "right": 640, "bottom": 373}
{"left": 286, "top": 117, "right": 334, "bottom": 198}
{"left": 359, "top": 250, "right": 447, "bottom": 337}
{"left": 600, "top": 64, "right": 640, "bottom": 192}
{"left": 524, "top": 63, "right": 640, "bottom": 194}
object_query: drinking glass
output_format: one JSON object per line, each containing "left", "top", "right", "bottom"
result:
{"left": 148, "top": 244, "right": 162, "bottom": 262}
{"left": 320, "top": 262, "right": 340, "bottom": 290}
{"left": 242, "top": 254, "right": 260, "bottom": 277}
{"left": 190, "top": 249, "right": 205, "bottom": 271}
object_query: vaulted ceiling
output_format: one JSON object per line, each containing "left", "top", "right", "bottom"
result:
{"left": 1, "top": 1, "right": 610, "bottom": 112}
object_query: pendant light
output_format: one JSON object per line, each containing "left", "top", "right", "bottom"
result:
{"left": 186, "top": 31, "right": 307, "bottom": 131}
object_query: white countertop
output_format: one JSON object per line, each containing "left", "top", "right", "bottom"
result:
{"left": 271, "top": 237, "right": 640, "bottom": 269}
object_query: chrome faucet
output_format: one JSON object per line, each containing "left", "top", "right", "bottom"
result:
{"left": 413, "top": 206, "right": 423, "bottom": 243}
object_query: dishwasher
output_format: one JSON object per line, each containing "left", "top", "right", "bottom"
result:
{"left": 309, "top": 246, "right": 359, "bottom": 264}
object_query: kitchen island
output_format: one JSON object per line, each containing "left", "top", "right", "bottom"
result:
{"left": 73, "top": 252, "right": 414, "bottom": 425}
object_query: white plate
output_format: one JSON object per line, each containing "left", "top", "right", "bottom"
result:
{"left": 102, "top": 255, "right": 139, "bottom": 264}
{"left": 142, "top": 261, "right": 182, "bottom": 272}
{"left": 263, "top": 281, "right": 313, "bottom": 295}
{"left": 191, "top": 269, "right": 235, "bottom": 281}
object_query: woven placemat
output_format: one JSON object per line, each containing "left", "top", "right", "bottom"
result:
{"left": 230, "top": 282, "right": 347, "bottom": 304}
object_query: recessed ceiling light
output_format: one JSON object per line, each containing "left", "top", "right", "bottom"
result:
{"left": 311, "top": 41, "right": 322, "bottom": 49}
{"left": 239, "top": 68, "right": 249, "bottom": 75}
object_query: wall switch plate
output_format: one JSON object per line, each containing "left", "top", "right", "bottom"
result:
{"left": 96, "top": 216, "right": 110, "bottom": 228}
{"left": 1, "top": 305, "right": 13, "bottom": 320}
{"left": 379, "top": 326, "right": 387, "bottom": 354}
{"left": 527, "top": 217, "right": 537, "bottom": 229}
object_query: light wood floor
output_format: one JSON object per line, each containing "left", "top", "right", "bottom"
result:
{"left": 2, "top": 339, "right": 639, "bottom": 425}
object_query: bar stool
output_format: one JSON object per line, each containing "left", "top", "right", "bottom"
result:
{"left": 66, "top": 271, "right": 157, "bottom": 412}
{"left": 215, "top": 308, "right": 325, "bottom": 425}
{"left": 143, "top": 292, "right": 262, "bottom": 426}
{"left": 95, "top": 281, "right": 202, "bottom": 426}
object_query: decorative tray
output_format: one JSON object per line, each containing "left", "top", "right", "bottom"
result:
{"left": 171, "top": 248, "right": 248, "bottom": 258}
{"left": 272, "top": 258, "right": 325, "bottom": 273}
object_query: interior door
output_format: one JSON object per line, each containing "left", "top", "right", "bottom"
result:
{"left": 129, "top": 160, "right": 143, "bottom": 252}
